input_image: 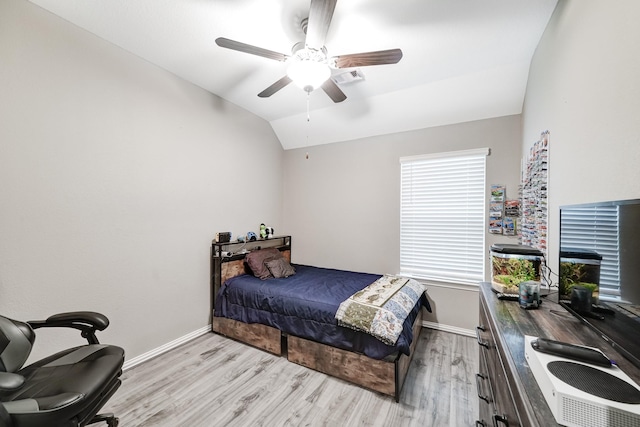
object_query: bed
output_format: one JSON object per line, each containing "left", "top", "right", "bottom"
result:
{"left": 211, "top": 238, "right": 431, "bottom": 401}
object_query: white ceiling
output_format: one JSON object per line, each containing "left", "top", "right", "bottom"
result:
{"left": 27, "top": 0, "right": 558, "bottom": 150}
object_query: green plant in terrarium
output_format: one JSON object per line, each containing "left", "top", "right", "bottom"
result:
{"left": 492, "top": 257, "right": 539, "bottom": 290}
{"left": 560, "top": 262, "right": 587, "bottom": 284}
{"left": 560, "top": 262, "right": 598, "bottom": 297}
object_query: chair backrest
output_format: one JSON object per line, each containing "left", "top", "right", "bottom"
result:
{"left": 0, "top": 316, "right": 35, "bottom": 373}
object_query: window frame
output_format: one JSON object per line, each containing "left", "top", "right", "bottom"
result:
{"left": 399, "top": 148, "right": 489, "bottom": 285}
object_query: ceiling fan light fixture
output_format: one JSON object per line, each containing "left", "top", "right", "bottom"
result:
{"left": 286, "top": 47, "right": 330, "bottom": 93}
{"left": 215, "top": 0, "right": 402, "bottom": 102}
{"left": 287, "top": 60, "right": 330, "bottom": 92}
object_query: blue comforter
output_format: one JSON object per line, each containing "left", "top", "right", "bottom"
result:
{"left": 214, "top": 264, "right": 431, "bottom": 360}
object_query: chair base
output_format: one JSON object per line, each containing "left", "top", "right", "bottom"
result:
{"left": 89, "top": 413, "right": 119, "bottom": 427}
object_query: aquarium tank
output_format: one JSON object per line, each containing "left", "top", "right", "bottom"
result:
{"left": 559, "top": 248, "right": 602, "bottom": 302}
{"left": 490, "top": 244, "right": 543, "bottom": 295}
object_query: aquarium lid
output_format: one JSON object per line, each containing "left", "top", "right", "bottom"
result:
{"left": 490, "top": 243, "right": 543, "bottom": 256}
{"left": 560, "top": 247, "right": 603, "bottom": 260}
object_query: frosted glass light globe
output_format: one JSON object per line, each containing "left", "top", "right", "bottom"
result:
{"left": 286, "top": 48, "right": 331, "bottom": 93}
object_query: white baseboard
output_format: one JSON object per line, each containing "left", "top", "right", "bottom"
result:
{"left": 422, "top": 320, "right": 475, "bottom": 338}
{"left": 123, "top": 325, "right": 211, "bottom": 371}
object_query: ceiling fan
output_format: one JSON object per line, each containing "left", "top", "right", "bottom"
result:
{"left": 215, "top": 0, "right": 403, "bottom": 103}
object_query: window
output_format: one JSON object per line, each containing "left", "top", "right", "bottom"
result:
{"left": 560, "top": 205, "right": 620, "bottom": 300}
{"left": 400, "top": 148, "right": 489, "bottom": 285}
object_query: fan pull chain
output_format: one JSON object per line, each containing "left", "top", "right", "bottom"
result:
{"left": 305, "top": 92, "right": 310, "bottom": 159}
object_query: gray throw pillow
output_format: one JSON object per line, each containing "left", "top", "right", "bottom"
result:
{"left": 245, "top": 248, "right": 283, "bottom": 280}
{"left": 265, "top": 257, "right": 296, "bottom": 279}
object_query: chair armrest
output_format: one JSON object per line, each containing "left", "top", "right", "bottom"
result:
{"left": 0, "top": 372, "right": 25, "bottom": 392}
{"left": 28, "top": 311, "right": 110, "bottom": 345}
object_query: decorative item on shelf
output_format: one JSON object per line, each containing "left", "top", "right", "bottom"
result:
{"left": 215, "top": 232, "right": 231, "bottom": 243}
{"left": 265, "top": 226, "right": 274, "bottom": 238}
{"left": 247, "top": 231, "right": 257, "bottom": 241}
{"left": 260, "top": 223, "right": 267, "bottom": 239}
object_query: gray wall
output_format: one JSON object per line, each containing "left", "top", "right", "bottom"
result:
{"left": 283, "top": 115, "right": 523, "bottom": 331}
{"left": 522, "top": 1, "right": 640, "bottom": 278}
{"left": 0, "top": 0, "right": 283, "bottom": 362}
{"left": 7, "top": 0, "right": 637, "bottom": 361}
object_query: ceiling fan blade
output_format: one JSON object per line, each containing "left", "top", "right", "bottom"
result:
{"left": 321, "top": 79, "right": 347, "bottom": 103}
{"left": 305, "top": 0, "right": 337, "bottom": 49}
{"left": 258, "top": 76, "right": 293, "bottom": 98}
{"left": 215, "top": 37, "right": 288, "bottom": 62}
{"left": 333, "top": 49, "right": 403, "bottom": 68}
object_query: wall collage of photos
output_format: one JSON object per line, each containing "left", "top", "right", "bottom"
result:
{"left": 520, "top": 131, "right": 549, "bottom": 258}
{"left": 489, "top": 131, "right": 549, "bottom": 260}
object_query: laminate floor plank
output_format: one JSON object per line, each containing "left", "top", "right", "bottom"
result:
{"left": 411, "top": 331, "right": 452, "bottom": 426}
{"left": 104, "top": 329, "right": 478, "bottom": 426}
{"left": 449, "top": 332, "right": 478, "bottom": 427}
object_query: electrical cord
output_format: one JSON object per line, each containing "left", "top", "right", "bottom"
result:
{"left": 220, "top": 240, "right": 249, "bottom": 259}
{"left": 540, "top": 253, "right": 559, "bottom": 289}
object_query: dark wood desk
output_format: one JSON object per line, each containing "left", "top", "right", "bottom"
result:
{"left": 477, "top": 282, "right": 640, "bottom": 426}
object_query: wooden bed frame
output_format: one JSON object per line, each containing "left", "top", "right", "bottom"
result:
{"left": 211, "top": 245, "right": 423, "bottom": 402}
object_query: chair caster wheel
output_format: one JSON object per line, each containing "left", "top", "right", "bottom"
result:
{"left": 90, "top": 413, "right": 119, "bottom": 426}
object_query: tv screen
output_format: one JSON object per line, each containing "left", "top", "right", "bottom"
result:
{"left": 559, "top": 198, "right": 640, "bottom": 369}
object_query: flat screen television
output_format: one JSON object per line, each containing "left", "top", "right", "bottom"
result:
{"left": 559, "top": 198, "right": 640, "bottom": 369}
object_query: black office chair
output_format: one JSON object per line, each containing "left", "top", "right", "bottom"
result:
{"left": 0, "top": 312, "right": 124, "bottom": 427}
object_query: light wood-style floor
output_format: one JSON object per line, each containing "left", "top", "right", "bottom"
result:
{"left": 103, "top": 328, "right": 479, "bottom": 426}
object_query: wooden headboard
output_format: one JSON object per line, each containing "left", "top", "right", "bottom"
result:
{"left": 220, "top": 249, "right": 291, "bottom": 284}
{"left": 211, "top": 236, "right": 291, "bottom": 310}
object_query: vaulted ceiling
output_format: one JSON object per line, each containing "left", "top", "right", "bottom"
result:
{"left": 28, "top": 0, "right": 558, "bottom": 149}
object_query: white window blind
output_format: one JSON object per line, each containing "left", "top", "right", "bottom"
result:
{"left": 400, "top": 148, "right": 488, "bottom": 285}
{"left": 560, "top": 205, "right": 621, "bottom": 300}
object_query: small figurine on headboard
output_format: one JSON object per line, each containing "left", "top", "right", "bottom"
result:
{"left": 265, "top": 226, "right": 274, "bottom": 238}
{"left": 260, "top": 223, "right": 267, "bottom": 239}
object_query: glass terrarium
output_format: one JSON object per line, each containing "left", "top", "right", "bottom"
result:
{"left": 559, "top": 248, "right": 602, "bottom": 302}
{"left": 490, "top": 244, "right": 543, "bottom": 295}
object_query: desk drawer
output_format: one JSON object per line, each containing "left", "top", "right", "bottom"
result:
{"left": 478, "top": 296, "right": 521, "bottom": 426}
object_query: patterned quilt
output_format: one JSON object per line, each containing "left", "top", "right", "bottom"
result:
{"left": 335, "top": 275, "right": 425, "bottom": 346}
